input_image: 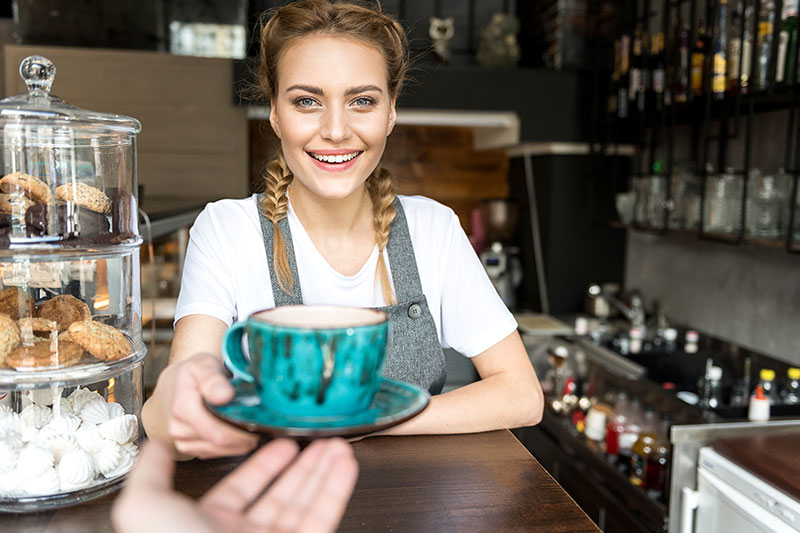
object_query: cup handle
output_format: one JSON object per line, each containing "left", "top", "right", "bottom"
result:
{"left": 221, "top": 322, "right": 254, "bottom": 383}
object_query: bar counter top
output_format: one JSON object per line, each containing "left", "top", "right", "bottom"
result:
{"left": 6, "top": 430, "right": 599, "bottom": 532}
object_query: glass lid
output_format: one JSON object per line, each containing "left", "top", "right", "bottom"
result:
{"left": 0, "top": 56, "right": 141, "bottom": 134}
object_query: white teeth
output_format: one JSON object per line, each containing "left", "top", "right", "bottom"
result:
{"left": 310, "top": 152, "right": 359, "bottom": 163}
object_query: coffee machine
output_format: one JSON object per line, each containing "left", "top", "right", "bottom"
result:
{"left": 479, "top": 199, "right": 523, "bottom": 310}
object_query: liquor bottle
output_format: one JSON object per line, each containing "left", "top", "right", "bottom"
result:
{"left": 645, "top": 413, "right": 672, "bottom": 503}
{"left": 742, "top": 0, "right": 755, "bottom": 92}
{"left": 729, "top": 3, "right": 744, "bottom": 91}
{"left": 757, "top": 368, "right": 777, "bottom": 403}
{"left": 676, "top": 26, "right": 690, "bottom": 102}
{"left": 630, "top": 27, "right": 646, "bottom": 111}
{"left": 691, "top": 22, "right": 708, "bottom": 95}
{"left": 756, "top": 0, "right": 777, "bottom": 89}
{"left": 630, "top": 405, "right": 658, "bottom": 488}
{"left": 781, "top": 367, "right": 800, "bottom": 404}
{"left": 714, "top": 0, "right": 729, "bottom": 98}
{"left": 619, "top": 33, "right": 631, "bottom": 117}
{"left": 605, "top": 389, "right": 630, "bottom": 460}
{"left": 777, "top": 0, "right": 798, "bottom": 83}
{"left": 650, "top": 32, "right": 666, "bottom": 110}
{"left": 617, "top": 395, "right": 643, "bottom": 476}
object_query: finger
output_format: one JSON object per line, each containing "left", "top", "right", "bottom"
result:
{"left": 122, "top": 440, "right": 175, "bottom": 492}
{"left": 245, "top": 439, "right": 352, "bottom": 526}
{"left": 187, "top": 353, "right": 235, "bottom": 405}
{"left": 296, "top": 450, "right": 359, "bottom": 533}
{"left": 201, "top": 439, "right": 299, "bottom": 511}
{"left": 272, "top": 439, "right": 356, "bottom": 531}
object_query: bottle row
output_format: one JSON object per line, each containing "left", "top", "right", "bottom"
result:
{"left": 616, "top": 166, "right": 800, "bottom": 239}
{"left": 609, "top": 0, "right": 800, "bottom": 117}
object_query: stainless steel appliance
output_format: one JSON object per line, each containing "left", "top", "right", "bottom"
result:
{"left": 479, "top": 198, "right": 522, "bottom": 310}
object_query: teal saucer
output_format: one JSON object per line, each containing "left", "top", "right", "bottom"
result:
{"left": 206, "top": 378, "right": 430, "bottom": 439}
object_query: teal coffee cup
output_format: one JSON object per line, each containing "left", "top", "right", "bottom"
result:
{"left": 221, "top": 305, "right": 390, "bottom": 418}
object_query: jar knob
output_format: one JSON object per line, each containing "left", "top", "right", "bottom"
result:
{"left": 19, "top": 55, "right": 56, "bottom": 96}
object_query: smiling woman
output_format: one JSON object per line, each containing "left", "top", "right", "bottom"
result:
{"left": 141, "top": 0, "right": 544, "bottom": 462}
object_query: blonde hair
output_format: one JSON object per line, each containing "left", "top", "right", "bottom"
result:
{"left": 257, "top": 0, "right": 408, "bottom": 305}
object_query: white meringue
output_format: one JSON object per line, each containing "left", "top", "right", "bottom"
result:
{"left": 18, "top": 422, "right": 38, "bottom": 443}
{"left": 0, "top": 404, "right": 13, "bottom": 417}
{"left": 20, "top": 465, "right": 60, "bottom": 496}
{"left": 121, "top": 442, "right": 139, "bottom": 458}
{"left": 0, "top": 410, "right": 23, "bottom": 435}
{"left": 0, "top": 469, "right": 23, "bottom": 497}
{"left": 0, "top": 431, "right": 22, "bottom": 474}
{"left": 67, "top": 388, "right": 103, "bottom": 413}
{"left": 51, "top": 397, "right": 74, "bottom": 417}
{"left": 44, "top": 413, "right": 82, "bottom": 435}
{"left": 57, "top": 448, "right": 96, "bottom": 491}
{"left": 27, "top": 387, "right": 63, "bottom": 407}
{"left": 97, "top": 414, "right": 138, "bottom": 445}
{"left": 106, "top": 402, "right": 125, "bottom": 419}
{"left": 15, "top": 445, "right": 54, "bottom": 479}
{"left": 74, "top": 425, "right": 105, "bottom": 453}
{"left": 92, "top": 439, "right": 122, "bottom": 476}
{"left": 20, "top": 404, "right": 53, "bottom": 429}
{"left": 36, "top": 431, "right": 78, "bottom": 463}
{"left": 101, "top": 445, "right": 135, "bottom": 479}
{"left": 79, "top": 398, "right": 113, "bottom": 425}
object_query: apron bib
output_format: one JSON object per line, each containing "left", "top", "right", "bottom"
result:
{"left": 257, "top": 196, "right": 446, "bottom": 395}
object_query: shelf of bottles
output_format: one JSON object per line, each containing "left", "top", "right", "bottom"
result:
{"left": 604, "top": 0, "right": 800, "bottom": 252}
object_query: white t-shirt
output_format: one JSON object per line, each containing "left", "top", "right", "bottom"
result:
{"left": 175, "top": 193, "right": 517, "bottom": 358}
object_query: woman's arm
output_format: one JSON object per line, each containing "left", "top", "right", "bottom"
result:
{"left": 378, "top": 330, "right": 543, "bottom": 435}
{"left": 142, "top": 315, "right": 258, "bottom": 460}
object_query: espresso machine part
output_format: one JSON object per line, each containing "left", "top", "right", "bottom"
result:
{"left": 481, "top": 198, "right": 519, "bottom": 244}
{"left": 481, "top": 242, "right": 523, "bottom": 310}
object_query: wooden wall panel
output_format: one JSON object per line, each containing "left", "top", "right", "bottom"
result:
{"left": 249, "top": 122, "right": 508, "bottom": 232}
{"left": 2, "top": 45, "right": 248, "bottom": 203}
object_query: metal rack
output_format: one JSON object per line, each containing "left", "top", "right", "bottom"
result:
{"left": 600, "top": 0, "right": 800, "bottom": 253}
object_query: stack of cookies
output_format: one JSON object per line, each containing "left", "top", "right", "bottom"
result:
{"left": 0, "top": 171, "right": 116, "bottom": 247}
{"left": 0, "top": 288, "right": 132, "bottom": 370}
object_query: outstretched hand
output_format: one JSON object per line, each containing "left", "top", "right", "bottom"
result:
{"left": 112, "top": 437, "right": 359, "bottom": 533}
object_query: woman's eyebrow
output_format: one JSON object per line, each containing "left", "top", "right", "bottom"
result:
{"left": 286, "top": 84, "right": 323, "bottom": 95}
{"left": 345, "top": 84, "right": 383, "bottom": 96}
{"left": 284, "top": 84, "right": 383, "bottom": 96}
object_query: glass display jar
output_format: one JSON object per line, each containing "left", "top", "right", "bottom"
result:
{"left": 0, "top": 56, "right": 144, "bottom": 511}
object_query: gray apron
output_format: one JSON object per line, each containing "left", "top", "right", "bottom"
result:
{"left": 257, "top": 195, "right": 446, "bottom": 395}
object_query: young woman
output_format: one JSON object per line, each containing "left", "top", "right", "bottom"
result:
{"left": 142, "top": 0, "right": 543, "bottom": 460}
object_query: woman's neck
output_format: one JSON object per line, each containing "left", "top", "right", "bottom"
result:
{"left": 288, "top": 183, "right": 373, "bottom": 238}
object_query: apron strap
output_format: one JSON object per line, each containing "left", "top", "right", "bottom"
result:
{"left": 384, "top": 198, "right": 424, "bottom": 303}
{"left": 257, "top": 194, "right": 303, "bottom": 306}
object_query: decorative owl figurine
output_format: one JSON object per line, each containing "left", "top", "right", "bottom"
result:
{"left": 476, "top": 13, "right": 521, "bottom": 67}
{"left": 429, "top": 16, "right": 455, "bottom": 63}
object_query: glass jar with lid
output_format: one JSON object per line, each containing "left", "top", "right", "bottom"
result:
{"left": 0, "top": 55, "right": 144, "bottom": 511}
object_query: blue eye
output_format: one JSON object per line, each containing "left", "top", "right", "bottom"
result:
{"left": 297, "top": 97, "right": 316, "bottom": 107}
{"left": 353, "top": 97, "right": 374, "bottom": 107}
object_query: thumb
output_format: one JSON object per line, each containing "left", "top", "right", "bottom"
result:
{"left": 123, "top": 440, "right": 175, "bottom": 493}
{"left": 187, "top": 353, "right": 235, "bottom": 405}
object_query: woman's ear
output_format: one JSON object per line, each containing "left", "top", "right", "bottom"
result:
{"left": 269, "top": 103, "right": 281, "bottom": 139}
{"left": 387, "top": 98, "right": 397, "bottom": 136}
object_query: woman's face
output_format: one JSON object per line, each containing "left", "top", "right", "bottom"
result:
{"left": 270, "top": 34, "right": 396, "bottom": 202}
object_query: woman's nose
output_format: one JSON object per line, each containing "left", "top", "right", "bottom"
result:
{"left": 319, "top": 108, "right": 351, "bottom": 142}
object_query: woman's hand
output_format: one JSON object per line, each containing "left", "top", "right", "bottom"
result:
{"left": 147, "top": 352, "right": 258, "bottom": 459}
{"left": 112, "top": 438, "right": 358, "bottom": 533}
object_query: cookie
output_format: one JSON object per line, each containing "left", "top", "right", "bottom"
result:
{"left": 37, "top": 294, "right": 92, "bottom": 332}
{"left": 67, "top": 320, "right": 131, "bottom": 361}
{"left": 0, "top": 193, "right": 34, "bottom": 214}
{"left": 0, "top": 287, "right": 36, "bottom": 320}
{"left": 17, "top": 317, "right": 58, "bottom": 338}
{"left": 0, "top": 313, "right": 21, "bottom": 367}
{"left": 55, "top": 183, "right": 112, "bottom": 215}
{"left": 6, "top": 339, "right": 83, "bottom": 369}
{"left": 0, "top": 172, "right": 52, "bottom": 204}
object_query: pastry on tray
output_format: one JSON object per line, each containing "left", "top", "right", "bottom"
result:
{"left": 5, "top": 339, "right": 84, "bottom": 369}
{"left": 0, "top": 172, "right": 52, "bottom": 204}
{"left": 55, "top": 183, "right": 112, "bottom": 215}
{"left": 37, "top": 294, "right": 92, "bottom": 331}
{"left": 0, "top": 287, "right": 36, "bottom": 320}
{"left": 68, "top": 320, "right": 131, "bottom": 361}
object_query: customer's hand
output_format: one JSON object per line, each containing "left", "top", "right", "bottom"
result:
{"left": 112, "top": 437, "right": 359, "bottom": 533}
{"left": 149, "top": 352, "right": 258, "bottom": 459}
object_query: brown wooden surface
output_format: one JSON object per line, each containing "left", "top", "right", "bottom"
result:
{"left": 5, "top": 430, "right": 598, "bottom": 532}
{"left": 713, "top": 431, "right": 800, "bottom": 503}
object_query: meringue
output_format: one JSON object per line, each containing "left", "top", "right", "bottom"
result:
{"left": 0, "top": 410, "right": 23, "bottom": 435}
{"left": 101, "top": 445, "right": 135, "bottom": 479}
{"left": 0, "top": 431, "right": 22, "bottom": 474}
{"left": 67, "top": 388, "right": 103, "bottom": 413}
{"left": 44, "top": 413, "right": 82, "bottom": 435}
{"left": 93, "top": 438, "right": 122, "bottom": 477}
{"left": 97, "top": 414, "right": 138, "bottom": 445}
{"left": 20, "top": 404, "right": 53, "bottom": 429}
{"left": 74, "top": 425, "right": 105, "bottom": 453}
{"left": 57, "top": 448, "right": 96, "bottom": 491}
{"left": 79, "top": 398, "right": 113, "bottom": 425}
{"left": 20, "top": 465, "right": 60, "bottom": 496}
{"left": 106, "top": 402, "right": 125, "bottom": 419}
{"left": 27, "top": 387, "right": 63, "bottom": 407}
{"left": 36, "top": 431, "right": 78, "bottom": 462}
{"left": 15, "top": 445, "right": 54, "bottom": 479}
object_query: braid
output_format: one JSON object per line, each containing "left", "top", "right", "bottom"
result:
{"left": 258, "top": 150, "right": 295, "bottom": 294}
{"left": 366, "top": 165, "right": 397, "bottom": 305}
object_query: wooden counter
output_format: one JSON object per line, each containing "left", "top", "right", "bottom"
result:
{"left": 6, "top": 430, "right": 598, "bottom": 532}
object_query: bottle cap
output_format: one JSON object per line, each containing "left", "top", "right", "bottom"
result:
{"left": 709, "top": 366, "right": 723, "bottom": 381}
{"left": 788, "top": 367, "right": 800, "bottom": 380}
{"left": 760, "top": 368, "right": 776, "bottom": 381}
{"left": 685, "top": 330, "right": 699, "bottom": 342}
{"left": 663, "top": 328, "right": 678, "bottom": 342}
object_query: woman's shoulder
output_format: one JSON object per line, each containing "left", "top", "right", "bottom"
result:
{"left": 397, "top": 195, "right": 457, "bottom": 223}
{"left": 190, "top": 194, "right": 260, "bottom": 239}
